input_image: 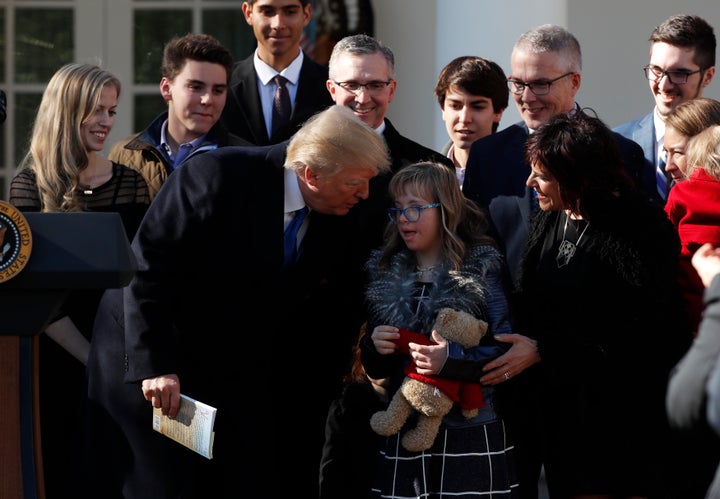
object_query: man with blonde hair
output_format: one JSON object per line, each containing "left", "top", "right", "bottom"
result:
{"left": 87, "top": 105, "right": 390, "bottom": 498}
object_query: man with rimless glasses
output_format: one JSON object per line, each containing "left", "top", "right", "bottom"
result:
{"left": 461, "top": 24, "right": 647, "bottom": 499}
{"left": 320, "top": 34, "right": 453, "bottom": 499}
{"left": 326, "top": 34, "right": 453, "bottom": 258}
{"left": 615, "top": 14, "right": 716, "bottom": 205}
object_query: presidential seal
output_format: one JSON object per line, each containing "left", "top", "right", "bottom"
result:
{"left": 0, "top": 200, "right": 32, "bottom": 283}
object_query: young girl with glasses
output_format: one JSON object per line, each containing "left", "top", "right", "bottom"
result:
{"left": 359, "top": 161, "right": 519, "bottom": 498}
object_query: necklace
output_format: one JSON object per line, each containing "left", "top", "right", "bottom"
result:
{"left": 79, "top": 158, "right": 111, "bottom": 195}
{"left": 556, "top": 211, "right": 589, "bottom": 268}
{"left": 415, "top": 264, "right": 438, "bottom": 282}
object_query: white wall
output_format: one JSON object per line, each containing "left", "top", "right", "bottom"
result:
{"left": 373, "top": 0, "right": 720, "bottom": 152}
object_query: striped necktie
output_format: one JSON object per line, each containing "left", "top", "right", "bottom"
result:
{"left": 656, "top": 156, "right": 669, "bottom": 200}
{"left": 272, "top": 75, "right": 291, "bottom": 140}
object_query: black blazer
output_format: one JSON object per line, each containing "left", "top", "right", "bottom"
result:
{"left": 87, "top": 144, "right": 367, "bottom": 498}
{"left": 463, "top": 119, "right": 648, "bottom": 283}
{"left": 221, "top": 54, "right": 334, "bottom": 145}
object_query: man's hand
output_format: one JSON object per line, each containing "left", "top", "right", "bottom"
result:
{"left": 142, "top": 374, "right": 181, "bottom": 418}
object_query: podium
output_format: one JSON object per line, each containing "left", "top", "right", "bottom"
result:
{"left": 0, "top": 212, "right": 137, "bottom": 499}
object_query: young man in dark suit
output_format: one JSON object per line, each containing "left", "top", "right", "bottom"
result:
{"left": 221, "top": 0, "right": 334, "bottom": 145}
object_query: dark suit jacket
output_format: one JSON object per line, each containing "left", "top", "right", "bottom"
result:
{"left": 463, "top": 119, "right": 649, "bottom": 283}
{"left": 87, "top": 144, "right": 366, "bottom": 498}
{"left": 614, "top": 112, "right": 663, "bottom": 205}
{"left": 221, "top": 54, "right": 334, "bottom": 145}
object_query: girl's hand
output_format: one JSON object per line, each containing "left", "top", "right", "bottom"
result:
{"left": 372, "top": 325, "right": 400, "bottom": 355}
{"left": 412, "top": 329, "right": 449, "bottom": 375}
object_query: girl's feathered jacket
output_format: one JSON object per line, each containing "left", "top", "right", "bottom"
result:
{"left": 360, "top": 244, "right": 511, "bottom": 425}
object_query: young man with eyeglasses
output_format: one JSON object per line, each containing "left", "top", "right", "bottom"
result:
{"left": 461, "top": 24, "right": 647, "bottom": 499}
{"left": 615, "top": 14, "right": 716, "bottom": 205}
{"left": 615, "top": 15, "right": 720, "bottom": 499}
{"left": 221, "top": 0, "right": 334, "bottom": 145}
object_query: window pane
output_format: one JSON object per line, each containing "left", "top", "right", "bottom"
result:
{"left": 0, "top": 132, "right": 4, "bottom": 174}
{"left": 14, "top": 92, "right": 42, "bottom": 165}
{"left": 15, "top": 9, "right": 74, "bottom": 83}
{"left": 202, "top": 9, "right": 256, "bottom": 61}
{"left": 0, "top": 8, "right": 5, "bottom": 82}
{"left": 0, "top": 7, "right": 4, "bottom": 173}
{"left": 134, "top": 10, "right": 192, "bottom": 84}
{"left": 134, "top": 94, "right": 167, "bottom": 133}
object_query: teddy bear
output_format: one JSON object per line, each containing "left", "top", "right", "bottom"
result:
{"left": 369, "top": 307, "right": 488, "bottom": 452}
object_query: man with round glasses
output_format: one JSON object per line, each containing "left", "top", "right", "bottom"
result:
{"left": 463, "top": 24, "right": 646, "bottom": 284}
{"left": 615, "top": 14, "right": 716, "bottom": 205}
{"left": 461, "top": 24, "right": 647, "bottom": 499}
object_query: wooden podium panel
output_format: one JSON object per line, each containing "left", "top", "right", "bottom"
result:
{"left": 0, "top": 211, "right": 135, "bottom": 499}
{"left": 0, "top": 336, "right": 44, "bottom": 499}
{"left": 0, "top": 336, "right": 23, "bottom": 498}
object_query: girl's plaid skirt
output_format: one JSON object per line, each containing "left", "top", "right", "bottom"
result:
{"left": 370, "top": 419, "right": 519, "bottom": 498}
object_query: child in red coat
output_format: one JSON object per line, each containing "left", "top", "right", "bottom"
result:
{"left": 665, "top": 124, "right": 720, "bottom": 334}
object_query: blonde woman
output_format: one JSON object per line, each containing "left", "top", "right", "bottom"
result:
{"left": 8, "top": 62, "right": 149, "bottom": 499}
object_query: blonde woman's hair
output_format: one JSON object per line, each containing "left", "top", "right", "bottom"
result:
{"left": 19, "top": 63, "right": 121, "bottom": 212}
{"left": 664, "top": 97, "right": 720, "bottom": 137}
{"left": 686, "top": 124, "right": 720, "bottom": 179}
{"left": 285, "top": 105, "right": 390, "bottom": 177}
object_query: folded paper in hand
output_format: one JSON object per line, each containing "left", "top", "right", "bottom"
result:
{"left": 152, "top": 393, "right": 216, "bottom": 459}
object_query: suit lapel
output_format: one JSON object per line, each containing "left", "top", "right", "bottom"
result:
{"left": 233, "top": 59, "right": 268, "bottom": 144}
{"left": 249, "top": 144, "right": 286, "bottom": 269}
{"left": 628, "top": 113, "right": 657, "bottom": 164}
{"left": 293, "top": 58, "right": 332, "bottom": 121}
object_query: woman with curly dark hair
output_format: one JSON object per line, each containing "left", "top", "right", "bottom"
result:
{"left": 514, "top": 110, "right": 693, "bottom": 498}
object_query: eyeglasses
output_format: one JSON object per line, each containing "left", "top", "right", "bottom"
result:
{"left": 507, "top": 72, "right": 574, "bottom": 95}
{"left": 387, "top": 203, "right": 439, "bottom": 223}
{"left": 333, "top": 80, "right": 393, "bottom": 94}
{"left": 643, "top": 65, "right": 703, "bottom": 85}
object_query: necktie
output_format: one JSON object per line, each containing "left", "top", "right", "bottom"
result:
{"left": 272, "top": 75, "right": 291, "bottom": 139}
{"left": 283, "top": 206, "right": 308, "bottom": 268}
{"left": 656, "top": 156, "right": 668, "bottom": 200}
